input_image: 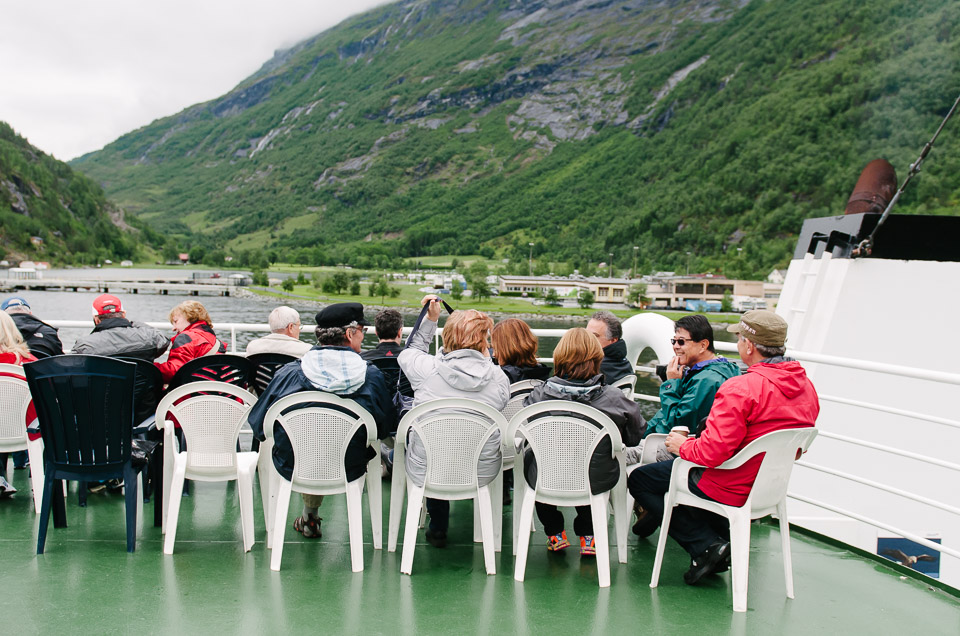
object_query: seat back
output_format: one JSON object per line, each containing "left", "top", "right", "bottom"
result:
{"left": 501, "top": 379, "right": 543, "bottom": 423}
{"left": 508, "top": 400, "right": 623, "bottom": 500}
{"left": 722, "top": 427, "right": 819, "bottom": 513}
{"left": 611, "top": 374, "right": 637, "bottom": 398}
{"left": 247, "top": 353, "right": 298, "bottom": 396}
{"left": 398, "top": 398, "right": 507, "bottom": 495}
{"left": 156, "top": 381, "right": 257, "bottom": 475}
{"left": 116, "top": 357, "right": 164, "bottom": 426}
{"left": 167, "top": 354, "right": 254, "bottom": 391}
{"left": 0, "top": 363, "right": 31, "bottom": 448}
{"left": 24, "top": 355, "right": 136, "bottom": 471}
{"left": 262, "top": 391, "right": 377, "bottom": 488}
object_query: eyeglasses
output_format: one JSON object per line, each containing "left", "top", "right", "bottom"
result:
{"left": 350, "top": 326, "right": 368, "bottom": 335}
{"left": 670, "top": 337, "right": 700, "bottom": 346}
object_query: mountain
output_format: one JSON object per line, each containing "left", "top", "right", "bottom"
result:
{"left": 73, "top": 0, "right": 960, "bottom": 277}
{"left": 0, "top": 122, "right": 152, "bottom": 264}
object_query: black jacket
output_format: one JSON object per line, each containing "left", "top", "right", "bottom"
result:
{"left": 500, "top": 363, "right": 551, "bottom": 384}
{"left": 360, "top": 341, "right": 413, "bottom": 397}
{"left": 11, "top": 313, "right": 63, "bottom": 358}
{"left": 522, "top": 374, "right": 645, "bottom": 495}
{"left": 247, "top": 346, "right": 396, "bottom": 482}
{"left": 600, "top": 339, "right": 633, "bottom": 384}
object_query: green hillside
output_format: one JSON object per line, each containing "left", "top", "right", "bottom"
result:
{"left": 0, "top": 122, "right": 153, "bottom": 264}
{"left": 73, "top": 0, "right": 960, "bottom": 277}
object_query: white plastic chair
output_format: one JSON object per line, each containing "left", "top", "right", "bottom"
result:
{"left": 508, "top": 400, "right": 630, "bottom": 587}
{"left": 262, "top": 391, "right": 382, "bottom": 572}
{"left": 611, "top": 373, "right": 637, "bottom": 399}
{"left": 480, "top": 379, "right": 542, "bottom": 552}
{"left": 0, "top": 364, "right": 44, "bottom": 512}
{"left": 650, "top": 427, "right": 818, "bottom": 612}
{"left": 156, "top": 381, "right": 259, "bottom": 554}
{"left": 387, "top": 398, "right": 507, "bottom": 576}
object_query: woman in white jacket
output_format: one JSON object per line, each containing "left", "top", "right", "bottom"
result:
{"left": 398, "top": 296, "right": 510, "bottom": 548}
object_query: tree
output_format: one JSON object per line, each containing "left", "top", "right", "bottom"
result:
{"left": 721, "top": 290, "right": 734, "bottom": 313}
{"left": 578, "top": 290, "right": 595, "bottom": 309}
{"left": 252, "top": 269, "right": 269, "bottom": 286}
{"left": 281, "top": 278, "right": 295, "bottom": 292}
{"left": 626, "top": 283, "right": 649, "bottom": 308}
{"left": 544, "top": 287, "right": 560, "bottom": 306}
{"left": 467, "top": 260, "right": 489, "bottom": 284}
{"left": 321, "top": 277, "right": 337, "bottom": 294}
{"left": 330, "top": 271, "right": 350, "bottom": 294}
{"left": 296, "top": 271, "right": 307, "bottom": 285}
{"left": 472, "top": 279, "right": 491, "bottom": 301}
{"left": 188, "top": 246, "right": 206, "bottom": 264}
{"left": 451, "top": 279, "right": 463, "bottom": 302}
{"left": 451, "top": 257, "right": 460, "bottom": 270}
{"left": 349, "top": 280, "right": 361, "bottom": 296}
{"left": 161, "top": 243, "right": 178, "bottom": 264}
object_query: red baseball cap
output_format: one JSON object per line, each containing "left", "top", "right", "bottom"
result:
{"left": 92, "top": 294, "right": 124, "bottom": 316}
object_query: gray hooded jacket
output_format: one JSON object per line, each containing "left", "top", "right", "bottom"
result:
{"left": 398, "top": 318, "right": 510, "bottom": 487}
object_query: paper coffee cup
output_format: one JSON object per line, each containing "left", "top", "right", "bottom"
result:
{"left": 671, "top": 426, "right": 689, "bottom": 435}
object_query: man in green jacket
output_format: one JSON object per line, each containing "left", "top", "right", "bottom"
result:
{"left": 644, "top": 314, "right": 741, "bottom": 437}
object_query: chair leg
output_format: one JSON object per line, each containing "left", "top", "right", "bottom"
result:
{"left": 237, "top": 467, "right": 256, "bottom": 553}
{"left": 162, "top": 434, "right": 175, "bottom": 533}
{"left": 513, "top": 485, "right": 537, "bottom": 582}
{"left": 26, "top": 438, "right": 44, "bottom": 514}
{"left": 590, "top": 492, "right": 611, "bottom": 588}
{"left": 124, "top": 465, "right": 139, "bottom": 553}
{"left": 36, "top": 473, "right": 56, "bottom": 554}
{"left": 366, "top": 457, "right": 383, "bottom": 550}
{"left": 78, "top": 481, "right": 88, "bottom": 507}
{"left": 612, "top": 476, "right": 629, "bottom": 564}
{"left": 512, "top": 462, "right": 525, "bottom": 556}
{"left": 346, "top": 478, "right": 365, "bottom": 572}
{"left": 270, "top": 481, "right": 293, "bottom": 571}
{"left": 387, "top": 466, "right": 407, "bottom": 553}
{"left": 163, "top": 458, "right": 187, "bottom": 555}
{"left": 778, "top": 500, "right": 795, "bottom": 599}
{"left": 400, "top": 485, "right": 425, "bottom": 575}
{"left": 649, "top": 491, "right": 676, "bottom": 588}
{"left": 729, "top": 513, "right": 752, "bottom": 613}
{"left": 257, "top": 446, "right": 273, "bottom": 548}
{"left": 477, "top": 486, "right": 496, "bottom": 575}
{"left": 490, "top": 473, "right": 503, "bottom": 553}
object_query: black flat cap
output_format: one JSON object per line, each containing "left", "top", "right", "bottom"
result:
{"left": 315, "top": 302, "right": 370, "bottom": 329}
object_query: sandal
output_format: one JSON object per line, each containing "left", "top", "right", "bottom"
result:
{"left": 293, "top": 515, "right": 322, "bottom": 539}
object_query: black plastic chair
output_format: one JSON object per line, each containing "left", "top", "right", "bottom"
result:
{"left": 246, "top": 352, "right": 297, "bottom": 396}
{"left": 116, "top": 357, "right": 165, "bottom": 524}
{"left": 167, "top": 354, "right": 254, "bottom": 391}
{"left": 245, "top": 353, "right": 297, "bottom": 453}
{"left": 24, "top": 355, "right": 145, "bottom": 553}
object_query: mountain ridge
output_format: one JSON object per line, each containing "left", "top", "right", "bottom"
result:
{"left": 72, "top": 0, "right": 960, "bottom": 277}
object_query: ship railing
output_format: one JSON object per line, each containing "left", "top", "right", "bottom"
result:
{"left": 46, "top": 320, "right": 959, "bottom": 565}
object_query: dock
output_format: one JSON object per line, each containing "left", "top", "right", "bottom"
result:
{"left": 0, "top": 278, "right": 239, "bottom": 296}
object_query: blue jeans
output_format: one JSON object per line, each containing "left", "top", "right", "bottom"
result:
{"left": 628, "top": 459, "right": 730, "bottom": 558}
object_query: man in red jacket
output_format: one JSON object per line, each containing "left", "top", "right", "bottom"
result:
{"left": 628, "top": 310, "right": 819, "bottom": 585}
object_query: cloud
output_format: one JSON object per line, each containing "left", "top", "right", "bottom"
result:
{"left": 0, "top": 0, "right": 393, "bottom": 160}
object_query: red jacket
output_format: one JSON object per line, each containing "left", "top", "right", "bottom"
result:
{"left": 679, "top": 360, "right": 819, "bottom": 506}
{"left": 155, "top": 322, "right": 225, "bottom": 382}
{"left": 0, "top": 351, "right": 39, "bottom": 440}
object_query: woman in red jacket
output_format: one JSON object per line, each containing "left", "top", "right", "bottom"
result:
{"left": 0, "top": 311, "right": 37, "bottom": 497}
{"left": 155, "top": 300, "right": 226, "bottom": 383}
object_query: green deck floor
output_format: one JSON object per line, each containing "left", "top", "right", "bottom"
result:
{"left": 0, "top": 468, "right": 957, "bottom": 635}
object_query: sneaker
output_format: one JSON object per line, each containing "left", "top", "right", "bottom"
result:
{"left": 546, "top": 530, "right": 570, "bottom": 552}
{"left": 580, "top": 535, "right": 596, "bottom": 556}
{"left": 293, "top": 514, "right": 323, "bottom": 539}
{"left": 425, "top": 528, "right": 447, "bottom": 548}
{"left": 683, "top": 541, "right": 731, "bottom": 585}
{"left": 0, "top": 476, "right": 16, "bottom": 499}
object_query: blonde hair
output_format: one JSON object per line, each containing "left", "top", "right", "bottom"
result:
{"left": 442, "top": 309, "right": 493, "bottom": 353}
{"left": 552, "top": 327, "right": 604, "bottom": 380}
{"left": 169, "top": 300, "right": 213, "bottom": 326}
{"left": 491, "top": 318, "right": 538, "bottom": 367}
{"left": 0, "top": 311, "right": 30, "bottom": 361}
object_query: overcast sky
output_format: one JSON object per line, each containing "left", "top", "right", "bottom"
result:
{"left": 0, "top": 0, "right": 393, "bottom": 161}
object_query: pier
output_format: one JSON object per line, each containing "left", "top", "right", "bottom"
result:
{"left": 0, "top": 277, "right": 239, "bottom": 296}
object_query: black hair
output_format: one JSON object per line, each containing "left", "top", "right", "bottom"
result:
{"left": 674, "top": 314, "right": 715, "bottom": 353}
{"left": 375, "top": 309, "right": 403, "bottom": 340}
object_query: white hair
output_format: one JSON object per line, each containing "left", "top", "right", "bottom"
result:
{"left": 268, "top": 306, "right": 301, "bottom": 332}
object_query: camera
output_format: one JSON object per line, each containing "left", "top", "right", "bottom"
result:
{"left": 655, "top": 364, "right": 668, "bottom": 382}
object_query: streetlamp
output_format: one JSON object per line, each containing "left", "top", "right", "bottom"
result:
{"left": 609, "top": 252, "right": 614, "bottom": 277}
{"left": 686, "top": 251, "right": 692, "bottom": 276}
{"left": 528, "top": 242, "right": 534, "bottom": 277}
{"left": 632, "top": 246, "right": 639, "bottom": 279}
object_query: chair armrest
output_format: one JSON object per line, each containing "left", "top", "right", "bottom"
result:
{"left": 669, "top": 458, "right": 704, "bottom": 495}
{"left": 132, "top": 415, "right": 157, "bottom": 435}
